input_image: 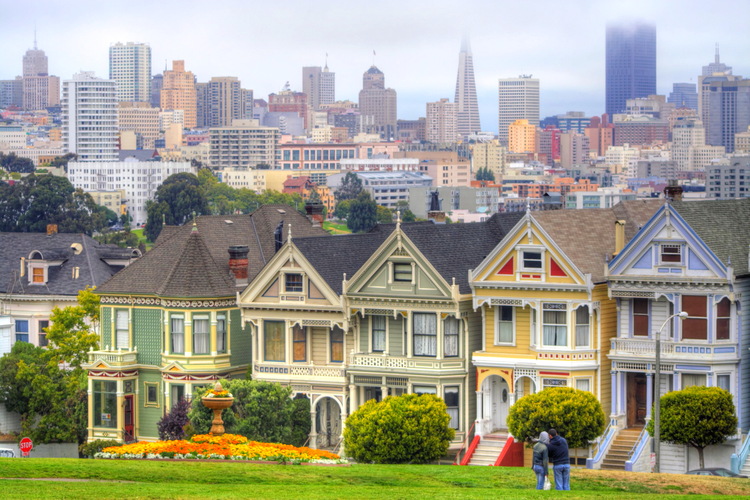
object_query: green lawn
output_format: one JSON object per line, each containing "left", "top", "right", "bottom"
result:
{"left": 323, "top": 221, "right": 352, "bottom": 234}
{"left": 130, "top": 228, "right": 152, "bottom": 250}
{"left": 0, "top": 459, "right": 748, "bottom": 499}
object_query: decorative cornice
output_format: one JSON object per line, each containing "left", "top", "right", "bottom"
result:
{"left": 100, "top": 295, "right": 236, "bottom": 309}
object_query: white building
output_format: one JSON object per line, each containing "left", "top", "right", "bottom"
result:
{"left": 217, "top": 168, "right": 267, "bottom": 192}
{"left": 68, "top": 159, "right": 194, "bottom": 225}
{"left": 109, "top": 42, "right": 152, "bottom": 103}
{"left": 426, "top": 98, "right": 458, "bottom": 144}
{"left": 339, "top": 158, "right": 420, "bottom": 172}
{"left": 62, "top": 72, "right": 118, "bottom": 162}
{"left": 498, "top": 76, "right": 539, "bottom": 145}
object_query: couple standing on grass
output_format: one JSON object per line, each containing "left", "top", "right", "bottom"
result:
{"left": 532, "top": 429, "right": 570, "bottom": 491}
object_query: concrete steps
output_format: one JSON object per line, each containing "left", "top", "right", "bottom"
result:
{"left": 467, "top": 433, "right": 508, "bottom": 466}
{"left": 600, "top": 427, "right": 643, "bottom": 470}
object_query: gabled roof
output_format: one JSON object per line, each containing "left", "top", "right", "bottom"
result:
{"left": 671, "top": 198, "right": 750, "bottom": 276}
{"left": 0, "top": 232, "right": 134, "bottom": 296}
{"left": 99, "top": 205, "right": 328, "bottom": 298}
{"left": 533, "top": 199, "right": 663, "bottom": 283}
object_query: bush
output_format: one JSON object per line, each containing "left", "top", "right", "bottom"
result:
{"left": 79, "top": 439, "right": 120, "bottom": 458}
{"left": 344, "top": 394, "right": 455, "bottom": 464}
{"left": 157, "top": 398, "right": 191, "bottom": 441}
{"left": 507, "top": 387, "right": 606, "bottom": 449}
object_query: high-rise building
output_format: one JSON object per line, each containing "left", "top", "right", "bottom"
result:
{"left": 605, "top": 22, "right": 656, "bottom": 117}
{"left": 507, "top": 119, "right": 537, "bottom": 153}
{"left": 559, "top": 132, "right": 590, "bottom": 168}
{"left": 698, "top": 47, "right": 740, "bottom": 128}
{"left": 118, "top": 102, "right": 159, "bottom": 149}
{"left": 425, "top": 98, "right": 457, "bottom": 144}
{"left": 160, "top": 60, "right": 197, "bottom": 128}
{"left": 498, "top": 76, "right": 539, "bottom": 144}
{"left": 302, "top": 64, "right": 335, "bottom": 111}
{"left": 62, "top": 72, "right": 118, "bottom": 162}
{"left": 150, "top": 74, "right": 163, "bottom": 108}
{"left": 109, "top": 42, "right": 152, "bottom": 102}
{"left": 671, "top": 117, "right": 725, "bottom": 171}
{"left": 268, "top": 86, "right": 308, "bottom": 129}
{"left": 707, "top": 79, "right": 750, "bottom": 153}
{"left": 0, "top": 77, "right": 24, "bottom": 108}
{"left": 584, "top": 115, "right": 614, "bottom": 157}
{"left": 21, "top": 37, "right": 60, "bottom": 110}
{"left": 196, "top": 77, "right": 244, "bottom": 128}
{"left": 454, "top": 36, "right": 480, "bottom": 139}
{"left": 358, "top": 66, "right": 397, "bottom": 140}
{"left": 668, "top": 83, "right": 698, "bottom": 110}
{"left": 209, "top": 119, "right": 280, "bottom": 169}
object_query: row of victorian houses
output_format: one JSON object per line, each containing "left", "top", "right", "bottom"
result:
{"left": 3, "top": 196, "right": 749, "bottom": 473}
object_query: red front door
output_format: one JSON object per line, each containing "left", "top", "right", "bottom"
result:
{"left": 124, "top": 395, "right": 134, "bottom": 442}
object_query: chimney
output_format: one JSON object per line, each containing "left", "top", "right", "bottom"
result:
{"left": 663, "top": 180, "right": 683, "bottom": 202}
{"left": 305, "top": 201, "right": 324, "bottom": 227}
{"left": 227, "top": 245, "right": 249, "bottom": 285}
{"left": 46, "top": 224, "right": 58, "bottom": 236}
{"left": 613, "top": 220, "right": 626, "bottom": 257}
{"left": 427, "top": 189, "right": 446, "bottom": 224}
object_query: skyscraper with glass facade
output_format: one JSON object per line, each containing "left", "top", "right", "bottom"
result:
{"left": 605, "top": 22, "right": 656, "bottom": 118}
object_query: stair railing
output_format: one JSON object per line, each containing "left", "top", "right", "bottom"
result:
{"left": 730, "top": 430, "right": 750, "bottom": 474}
{"left": 624, "top": 427, "right": 650, "bottom": 472}
{"left": 585, "top": 420, "right": 617, "bottom": 469}
{"left": 453, "top": 420, "right": 477, "bottom": 465}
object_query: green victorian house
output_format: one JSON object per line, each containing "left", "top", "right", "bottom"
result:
{"left": 84, "top": 206, "right": 326, "bottom": 442}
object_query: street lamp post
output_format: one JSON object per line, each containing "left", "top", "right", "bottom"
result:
{"left": 653, "top": 310, "right": 688, "bottom": 473}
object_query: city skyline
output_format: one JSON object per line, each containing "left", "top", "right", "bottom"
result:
{"left": 2, "top": 0, "right": 750, "bottom": 133}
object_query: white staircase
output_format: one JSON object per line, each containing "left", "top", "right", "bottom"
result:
{"left": 467, "top": 432, "right": 508, "bottom": 466}
{"left": 740, "top": 455, "right": 750, "bottom": 476}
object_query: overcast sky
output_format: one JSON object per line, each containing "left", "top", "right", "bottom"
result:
{"left": 2, "top": 0, "right": 749, "bottom": 133}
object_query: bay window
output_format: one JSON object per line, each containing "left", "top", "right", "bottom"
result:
{"left": 682, "top": 295, "right": 707, "bottom": 340}
{"left": 371, "top": 316, "right": 386, "bottom": 352}
{"left": 413, "top": 313, "right": 437, "bottom": 356}
{"left": 444, "top": 386, "right": 460, "bottom": 430}
{"left": 193, "top": 316, "right": 209, "bottom": 354}
{"left": 632, "top": 299, "right": 649, "bottom": 336}
{"left": 716, "top": 298, "right": 731, "bottom": 340}
{"left": 293, "top": 325, "right": 306, "bottom": 362}
{"left": 93, "top": 380, "right": 117, "bottom": 428}
{"left": 264, "top": 321, "right": 285, "bottom": 361}
{"left": 444, "top": 317, "right": 459, "bottom": 357}
{"left": 216, "top": 314, "right": 227, "bottom": 353}
{"left": 115, "top": 310, "right": 129, "bottom": 349}
{"left": 170, "top": 315, "right": 184, "bottom": 353}
{"left": 542, "top": 304, "right": 567, "bottom": 347}
{"left": 495, "top": 306, "right": 513, "bottom": 344}
{"left": 575, "top": 306, "right": 590, "bottom": 347}
{"left": 330, "top": 327, "right": 344, "bottom": 362}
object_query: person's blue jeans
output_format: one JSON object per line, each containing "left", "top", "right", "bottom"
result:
{"left": 553, "top": 463, "right": 570, "bottom": 490}
{"left": 533, "top": 465, "right": 546, "bottom": 489}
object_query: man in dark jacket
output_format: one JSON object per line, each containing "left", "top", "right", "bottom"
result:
{"left": 547, "top": 428, "right": 570, "bottom": 490}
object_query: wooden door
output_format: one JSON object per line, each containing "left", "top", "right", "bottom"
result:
{"left": 626, "top": 373, "right": 647, "bottom": 427}
{"left": 123, "top": 395, "right": 134, "bottom": 442}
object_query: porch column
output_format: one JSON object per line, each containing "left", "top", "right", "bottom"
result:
{"left": 116, "top": 379, "right": 125, "bottom": 442}
{"left": 475, "top": 390, "right": 484, "bottom": 437}
{"left": 610, "top": 371, "right": 617, "bottom": 416}
{"left": 646, "top": 373, "right": 653, "bottom": 419}
{"left": 348, "top": 384, "right": 357, "bottom": 414}
{"left": 309, "top": 409, "right": 318, "bottom": 449}
{"left": 87, "top": 378, "right": 94, "bottom": 440}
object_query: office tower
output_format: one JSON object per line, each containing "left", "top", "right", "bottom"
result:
{"left": 118, "top": 102, "right": 159, "bottom": 149}
{"left": 0, "top": 77, "right": 24, "bottom": 108}
{"left": 196, "top": 77, "right": 243, "bottom": 128}
{"left": 109, "top": 42, "right": 152, "bottom": 102}
{"left": 62, "top": 72, "right": 118, "bottom": 162}
{"left": 425, "top": 98, "right": 458, "bottom": 144}
{"left": 150, "top": 74, "right": 163, "bottom": 108}
{"left": 584, "top": 115, "right": 614, "bottom": 157}
{"left": 243, "top": 89, "right": 254, "bottom": 120}
{"left": 454, "top": 35, "right": 480, "bottom": 139}
{"left": 707, "top": 79, "right": 750, "bottom": 153}
{"left": 497, "top": 76, "right": 539, "bottom": 145}
{"left": 302, "top": 64, "right": 335, "bottom": 111}
{"left": 605, "top": 22, "right": 656, "bottom": 117}
{"left": 22, "top": 37, "right": 60, "bottom": 110}
{"left": 507, "top": 119, "right": 536, "bottom": 153}
{"left": 668, "top": 83, "right": 698, "bottom": 110}
{"left": 671, "top": 117, "right": 724, "bottom": 171}
{"left": 268, "top": 86, "right": 308, "bottom": 129}
{"left": 559, "top": 132, "right": 590, "bottom": 168}
{"left": 209, "top": 119, "right": 280, "bottom": 169}
{"left": 358, "top": 66, "right": 397, "bottom": 140}
{"left": 160, "top": 60, "right": 197, "bottom": 128}
{"left": 698, "top": 46, "right": 740, "bottom": 127}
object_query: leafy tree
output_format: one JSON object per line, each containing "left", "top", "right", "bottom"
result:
{"left": 188, "top": 379, "right": 310, "bottom": 446}
{"left": 158, "top": 398, "right": 192, "bottom": 441}
{"left": 48, "top": 153, "right": 77, "bottom": 171}
{"left": 0, "top": 152, "right": 34, "bottom": 173}
{"left": 475, "top": 167, "right": 496, "bottom": 182}
{"left": 94, "top": 228, "right": 140, "bottom": 248}
{"left": 344, "top": 394, "right": 454, "bottom": 464}
{"left": 395, "top": 201, "right": 416, "bottom": 223}
{"left": 290, "top": 396, "right": 312, "bottom": 448}
{"left": 507, "top": 387, "right": 606, "bottom": 450}
{"left": 347, "top": 191, "right": 377, "bottom": 233}
{"left": 646, "top": 386, "right": 738, "bottom": 469}
{"left": 0, "top": 174, "right": 112, "bottom": 234}
{"left": 0, "top": 288, "right": 100, "bottom": 445}
{"left": 333, "top": 199, "right": 352, "bottom": 220}
{"left": 145, "top": 172, "right": 209, "bottom": 241}
{"left": 376, "top": 205, "right": 393, "bottom": 224}
{"left": 334, "top": 172, "right": 363, "bottom": 201}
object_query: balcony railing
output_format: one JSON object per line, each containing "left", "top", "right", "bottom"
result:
{"left": 85, "top": 347, "right": 138, "bottom": 367}
{"left": 610, "top": 338, "right": 738, "bottom": 360}
{"left": 253, "top": 363, "right": 346, "bottom": 379}
{"left": 349, "top": 353, "right": 465, "bottom": 372}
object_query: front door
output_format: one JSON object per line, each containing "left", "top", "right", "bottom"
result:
{"left": 484, "top": 376, "right": 510, "bottom": 432}
{"left": 626, "top": 373, "right": 647, "bottom": 427}
{"left": 123, "top": 395, "right": 134, "bottom": 442}
{"left": 316, "top": 398, "right": 342, "bottom": 448}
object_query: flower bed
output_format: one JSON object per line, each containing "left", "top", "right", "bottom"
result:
{"left": 96, "top": 434, "right": 345, "bottom": 464}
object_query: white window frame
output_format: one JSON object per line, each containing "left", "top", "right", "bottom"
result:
{"left": 716, "top": 373, "right": 731, "bottom": 393}
{"left": 575, "top": 306, "right": 590, "bottom": 348}
{"left": 575, "top": 378, "right": 592, "bottom": 392}
{"left": 284, "top": 273, "right": 304, "bottom": 293}
{"left": 444, "top": 316, "right": 460, "bottom": 357}
{"left": 170, "top": 314, "right": 185, "bottom": 354}
{"left": 413, "top": 313, "right": 437, "bottom": 357}
{"left": 371, "top": 315, "right": 387, "bottom": 353}
{"left": 494, "top": 305, "right": 515, "bottom": 345}
{"left": 659, "top": 243, "right": 682, "bottom": 265}
{"left": 192, "top": 315, "right": 210, "bottom": 355}
{"left": 542, "top": 378, "right": 568, "bottom": 390}
{"left": 115, "top": 309, "right": 129, "bottom": 349}
{"left": 542, "top": 303, "right": 568, "bottom": 348}
{"left": 216, "top": 313, "right": 227, "bottom": 353}
{"left": 520, "top": 249, "right": 545, "bottom": 272}
{"left": 444, "top": 386, "right": 460, "bottom": 430}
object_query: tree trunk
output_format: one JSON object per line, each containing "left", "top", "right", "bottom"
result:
{"left": 696, "top": 445, "right": 705, "bottom": 469}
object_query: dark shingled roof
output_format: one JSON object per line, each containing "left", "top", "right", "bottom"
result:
{"left": 671, "top": 198, "right": 750, "bottom": 277}
{"left": 99, "top": 205, "right": 328, "bottom": 298}
{"left": 0, "top": 232, "right": 135, "bottom": 296}
{"left": 533, "top": 199, "right": 663, "bottom": 283}
{"left": 294, "top": 212, "right": 525, "bottom": 295}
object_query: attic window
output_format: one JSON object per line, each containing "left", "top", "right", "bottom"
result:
{"left": 32, "top": 267, "right": 45, "bottom": 283}
{"left": 393, "top": 263, "right": 412, "bottom": 282}
{"left": 660, "top": 244, "right": 682, "bottom": 264}
{"left": 522, "top": 251, "right": 543, "bottom": 270}
{"left": 285, "top": 273, "right": 303, "bottom": 293}
{"left": 277, "top": 209, "right": 286, "bottom": 214}
{"left": 224, "top": 220, "right": 233, "bottom": 224}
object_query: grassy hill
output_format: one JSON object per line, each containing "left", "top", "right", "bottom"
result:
{"left": 0, "top": 459, "right": 748, "bottom": 499}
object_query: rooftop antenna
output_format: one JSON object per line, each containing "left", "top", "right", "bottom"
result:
{"left": 372, "top": 49, "right": 376, "bottom": 67}
{"left": 324, "top": 52, "right": 329, "bottom": 70}
{"left": 33, "top": 24, "right": 37, "bottom": 50}
{"left": 715, "top": 42, "right": 720, "bottom": 64}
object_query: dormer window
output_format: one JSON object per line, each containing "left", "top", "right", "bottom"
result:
{"left": 32, "top": 267, "right": 45, "bottom": 283}
{"left": 522, "top": 251, "right": 543, "bottom": 270}
{"left": 660, "top": 244, "right": 682, "bottom": 264}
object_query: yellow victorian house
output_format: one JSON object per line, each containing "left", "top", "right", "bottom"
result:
{"left": 469, "top": 202, "right": 660, "bottom": 461}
